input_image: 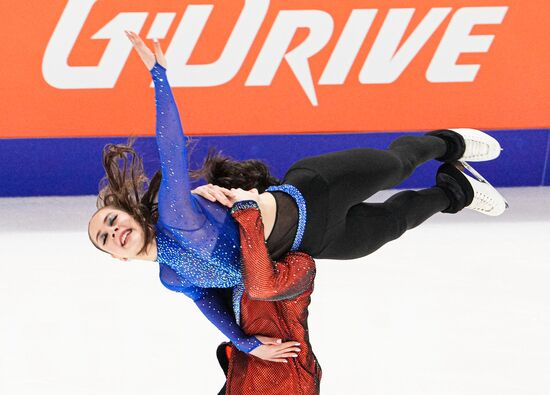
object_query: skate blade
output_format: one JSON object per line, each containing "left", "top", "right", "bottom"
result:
{"left": 459, "top": 161, "right": 510, "bottom": 209}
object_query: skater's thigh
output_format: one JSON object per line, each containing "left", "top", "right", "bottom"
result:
{"left": 290, "top": 148, "right": 403, "bottom": 185}
{"left": 289, "top": 149, "right": 411, "bottom": 213}
{"left": 315, "top": 203, "right": 402, "bottom": 260}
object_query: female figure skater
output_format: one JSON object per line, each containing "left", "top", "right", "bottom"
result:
{"left": 88, "top": 32, "right": 507, "bottom": 361}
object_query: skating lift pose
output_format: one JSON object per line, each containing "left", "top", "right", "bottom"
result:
{"left": 87, "top": 32, "right": 508, "bottom": 371}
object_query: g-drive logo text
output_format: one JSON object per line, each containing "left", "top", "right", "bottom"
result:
{"left": 43, "top": 0, "right": 508, "bottom": 106}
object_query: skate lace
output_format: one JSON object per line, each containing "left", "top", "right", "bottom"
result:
{"left": 464, "top": 139, "right": 489, "bottom": 159}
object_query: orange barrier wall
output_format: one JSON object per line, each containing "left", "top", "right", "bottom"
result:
{"left": 2, "top": 0, "right": 549, "bottom": 138}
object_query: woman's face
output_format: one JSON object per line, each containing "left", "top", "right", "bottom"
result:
{"left": 88, "top": 207, "right": 146, "bottom": 260}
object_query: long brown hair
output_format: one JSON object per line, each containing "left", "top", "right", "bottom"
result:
{"left": 96, "top": 140, "right": 281, "bottom": 253}
{"left": 189, "top": 147, "right": 281, "bottom": 193}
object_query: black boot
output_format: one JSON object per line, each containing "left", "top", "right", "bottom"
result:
{"left": 216, "top": 342, "right": 231, "bottom": 395}
{"left": 426, "top": 129, "right": 466, "bottom": 162}
{"left": 436, "top": 163, "right": 474, "bottom": 213}
{"left": 216, "top": 342, "right": 231, "bottom": 376}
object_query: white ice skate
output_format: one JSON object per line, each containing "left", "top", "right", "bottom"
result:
{"left": 450, "top": 128, "right": 502, "bottom": 162}
{"left": 457, "top": 161, "right": 509, "bottom": 216}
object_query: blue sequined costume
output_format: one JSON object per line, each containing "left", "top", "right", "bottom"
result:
{"left": 150, "top": 63, "right": 307, "bottom": 353}
{"left": 150, "top": 63, "right": 260, "bottom": 352}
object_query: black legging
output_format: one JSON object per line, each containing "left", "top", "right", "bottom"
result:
{"left": 284, "top": 135, "right": 451, "bottom": 260}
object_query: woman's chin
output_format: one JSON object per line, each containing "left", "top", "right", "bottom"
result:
{"left": 128, "top": 241, "right": 145, "bottom": 257}
{"left": 124, "top": 232, "right": 141, "bottom": 253}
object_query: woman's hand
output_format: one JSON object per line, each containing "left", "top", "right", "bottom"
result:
{"left": 249, "top": 336, "right": 301, "bottom": 363}
{"left": 191, "top": 184, "right": 235, "bottom": 207}
{"left": 191, "top": 185, "right": 260, "bottom": 207}
{"left": 124, "top": 30, "right": 167, "bottom": 71}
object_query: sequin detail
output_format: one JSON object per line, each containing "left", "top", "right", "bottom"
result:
{"left": 227, "top": 206, "right": 321, "bottom": 394}
{"left": 155, "top": 228, "right": 242, "bottom": 289}
{"left": 151, "top": 60, "right": 244, "bottom": 289}
{"left": 231, "top": 200, "right": 259, "bottom": 214}
{"left": 266, "top": 184, "right": 307, "bottom": 251}
{"left": 150, "top": 62, "right": 261, "bottom": 352}
{"left": 230, "top": 201, "right": 260, "bottom": 324}
{"left": 158, "top": 261, "right": 261, "bottom": 353}
{"left": 232, "top": 281, "right": 245, "bottom": 325}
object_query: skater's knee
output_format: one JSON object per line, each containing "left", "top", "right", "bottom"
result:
{"left": 386, "top": 210, "right": 407, "bottom": 240}
{"left": 388, "top": 135, "right": 429, "bottom": 177}
{"left": 388, "top": 135, "right": 418, "bottom": 151}
{"left": 385, "top": 190, "right": 427, "bottom": 231}
{"left": 368, "top": 202, "right": 408, "bottom": 240}
{"left": 384, "top": 149, "right": 415, "bottom": 181}
{"left": 386, "top": 190, "right": 418, "bottom": 208}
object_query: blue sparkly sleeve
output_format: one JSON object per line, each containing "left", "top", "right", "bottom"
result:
{"left": 150, "top": 63, "right": 205, "bottom": 230}
{"left": 194, "top": 289, "right": 262, "bottom": 353}
{"left": 159, "top": 264, "right": 261, "bottom": 353}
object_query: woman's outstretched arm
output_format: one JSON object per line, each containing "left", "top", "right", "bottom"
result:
{"left": 150, "top": 63, "right": 206, "bottom": 229}
{"left": 230, "top": 200, "right": 316, "bottom": 301}
{"left": 126, "top": 31, "right": 205, "bottom": 230}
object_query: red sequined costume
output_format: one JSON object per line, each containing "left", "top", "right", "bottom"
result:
{"left": 225, "top": 201, "right": 322, "bottom": 395}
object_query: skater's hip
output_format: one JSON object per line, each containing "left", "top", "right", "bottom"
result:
{"left": 282, "top": 166, "right": 330, "bottom": 257}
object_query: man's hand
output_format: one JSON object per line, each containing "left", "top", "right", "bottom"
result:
{"left": 249, "top": 336, "right": 301, "bottom": 363}
{"left": 229, "top": 188, "right": 260, "bottom": 205}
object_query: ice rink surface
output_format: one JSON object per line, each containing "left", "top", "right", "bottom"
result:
{"left": 1, "top": 187, "right": 549, "bottom": 395}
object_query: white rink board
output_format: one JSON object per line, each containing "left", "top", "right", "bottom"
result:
{"left": 0, "top": 187, "right": 549, "bottom": 395}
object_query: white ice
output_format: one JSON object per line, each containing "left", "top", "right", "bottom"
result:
{"left": 0, "top": 187, "right": 549, "bottom": 395}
